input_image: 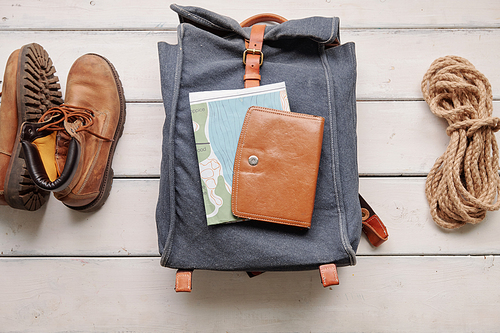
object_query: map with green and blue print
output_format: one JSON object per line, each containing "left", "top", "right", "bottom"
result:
{"left": 189, "top": 82, "right": 290, "bottom": 225}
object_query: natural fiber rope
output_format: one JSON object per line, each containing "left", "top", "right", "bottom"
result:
{"left": 422, "top": 55, "right": 500, "bottom": 229}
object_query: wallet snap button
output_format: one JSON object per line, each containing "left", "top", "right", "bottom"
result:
{"left": 248, "top": 155, "right": 259, "bottom": 166}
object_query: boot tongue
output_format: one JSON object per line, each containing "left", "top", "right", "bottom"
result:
{"left": 55, "top": 130, "right": 71, "bottom": 178}
{"left": 54, "top": 119, "right": 82, "bottom": 177}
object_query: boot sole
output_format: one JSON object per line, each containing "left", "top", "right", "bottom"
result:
{"left": 65, "top": 54, "right": 126, "bottom": 212}
{"left": 4, "top": 43, "right": 63, "bottom": 211}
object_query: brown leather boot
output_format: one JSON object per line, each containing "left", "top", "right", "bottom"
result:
{"left": 21, "top": 53, "right": 126, "bottom": 211}
{"left": 0, "top": 43, "right": 62, "bottom": 210}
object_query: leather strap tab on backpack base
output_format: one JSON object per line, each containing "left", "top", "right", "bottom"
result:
{"left": 175, "top": 270, "right": 193, "bottom": 292}
{"left": 319, "top": 264, "right": 339, "bottom": 287}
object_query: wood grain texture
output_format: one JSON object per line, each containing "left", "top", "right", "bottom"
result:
{"left": 0, "top": 30, "right": 499, "bottom": 101}
{"left": 0, "top": 180, "right": 159, "bottom": 256}
{"left": 0, "top": 0, "right": 499, "bottom": 29}
{"left": 0, "top": 1, "right": 499, "bottom": 332}
{"left": 22, "top": 100, "right": 497, "bottom": 178}
{"left": 0, "top": 256, "right": 499, "bottom": 332}
{"left": 1, "top": 178, "right": 499, "bottom": 257}
{"left": 112, "top": 103, "right": 163, "bottom": 177}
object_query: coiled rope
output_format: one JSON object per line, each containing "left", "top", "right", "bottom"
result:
{"left": 422, "top": 55, "right": 500, "bottom": 229}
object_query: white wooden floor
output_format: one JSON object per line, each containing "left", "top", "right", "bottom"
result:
{"left": 1, "top": 1, "right": 500, "bottom": 332}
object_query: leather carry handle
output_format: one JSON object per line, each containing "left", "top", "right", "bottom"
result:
{"left": 240, "top": 13, "right": 287, "bottom": 27}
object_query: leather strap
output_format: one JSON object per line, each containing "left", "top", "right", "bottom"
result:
{"left": 243, "top": 25, "right": 266, "bottom": 88}
{"left": 319, "top": 264, "right": 339, "bottom": 287}
{"left": 240, "top": 13, "right": 287, "bottom": 27}
{"left": 175, "top": 270, "right": 193, "bottom": 292}
{"left": 359, "top": 194, "right": 389, "bottom": 247}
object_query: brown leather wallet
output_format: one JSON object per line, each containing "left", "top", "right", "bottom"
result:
{"left": 231, "top": 106, "right": 324, "bottom": 228}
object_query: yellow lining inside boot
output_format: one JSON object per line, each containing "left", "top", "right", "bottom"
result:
{"left": 33, "top": 132, "right": 58, "bottom": 182}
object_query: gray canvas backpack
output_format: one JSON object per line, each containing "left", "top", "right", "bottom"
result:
{"left": 156, "top": 5, "right": 387, "bottom": 291}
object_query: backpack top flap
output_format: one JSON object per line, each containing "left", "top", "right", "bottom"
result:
{"left": 157, "top": 5, "right": 361, "bottom": 272}
{"left": 170, "top": 4, "right": 340, "bottom": 44}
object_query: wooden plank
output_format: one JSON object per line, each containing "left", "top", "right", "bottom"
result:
{"left": 358, "top": 177, "right": 500, "bottom": 255}
{"left": 352, "top": 29, "right": 500, "bottom": 101}
{"left": 358, "top": 101, "right": 500, "bottom": 175}
{"left": 95, "top": 101, "right": 500, "bottom": 177}
{"left": 113, "top": 103, "right": 163, "bottom": 177}
{"left": 0, "top": 0, "right": 499, "bottom": 29}
{"left": 0, "top": 31, "right": 173, "bottom": 102}
{"left": 5, "top": 98, "right": 492, "bottom": 178}
{"left": 0, "top": 30, "right": 499, "bottom": 101}
{"left": 0, "top": 179, "right": 160, "bottom": 257}
{"left": 1, "top": 178, "right": 500, "bottom": 256}
{"left": 0, "top": 256, "right": 499, "bottom": 332}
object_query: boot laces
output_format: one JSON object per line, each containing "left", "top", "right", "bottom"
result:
{"left": 37, "top": 104, "right": 112, "bottom": 141}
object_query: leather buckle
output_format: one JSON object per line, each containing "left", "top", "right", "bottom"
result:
{"left": 243, "top": 48, "right": 264, "bottom": 66}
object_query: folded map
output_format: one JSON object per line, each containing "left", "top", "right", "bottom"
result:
{"left": 189, "top": 82, "right": 290, "bottom": 225}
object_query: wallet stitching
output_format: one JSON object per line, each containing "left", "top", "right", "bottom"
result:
{"left": 250, "top": 106, "right": 324, "bottom": 122}
{"left": 231, "top": 108, "right": 250, "bottom": 218}
{"left": 237, "top": 212, "right": 310, "bottom": 228}
{"left": 232, "top": 106, "right": 321, "bottom": 228}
